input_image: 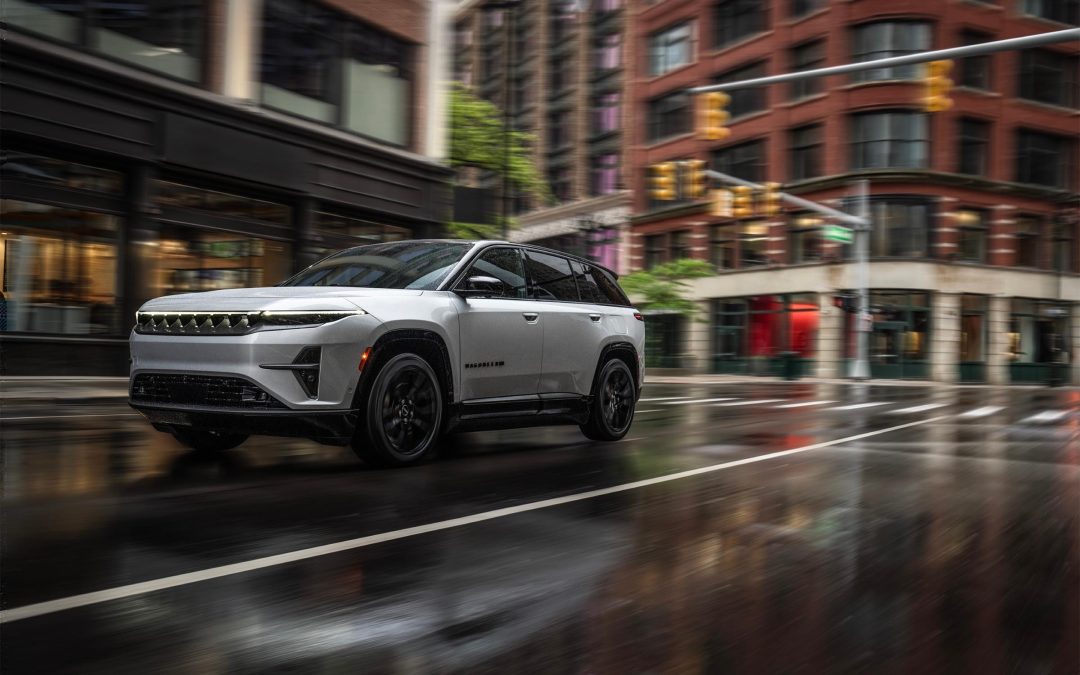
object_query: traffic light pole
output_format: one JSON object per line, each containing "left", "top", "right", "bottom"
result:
{"left": 704, "top": 170, "right": 868, "bottom": 228}
{"left": 852, "top": 179, "right": 871, "bottom": 381}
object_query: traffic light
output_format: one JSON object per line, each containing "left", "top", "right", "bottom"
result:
{"left": 649, "top": 162, "right": 677, "bottom": 201}
{"left": 683, "top": 159, "right": 708, "bottom": 199}
{"left": 698, "top": 91, "right": 731, "bottom": 141}
{"left": 710, "top": 188, "right": 732, "bottom": 218}
{"left": 761, "top": 182, "right": 782, "bottom": 216}
{"left": 924, "top": 59, "right": 954, "bottom": 113}
{"left": 732, "top": 185, "right": 753, "bottom": 218}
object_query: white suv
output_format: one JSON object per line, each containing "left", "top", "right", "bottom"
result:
{"left": 129, "top": 240, "right": 645, "bottom": 466}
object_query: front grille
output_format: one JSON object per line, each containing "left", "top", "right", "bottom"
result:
{"left": 135, "top": 312, "right": 260, "bottom": 335}
{"left": 130, "top": 374, "right": 287, "bottom": 409}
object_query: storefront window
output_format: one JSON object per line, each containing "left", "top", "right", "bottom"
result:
{"left": 1, "top": 152, "right": 124, "bottom": 194}
{"left": 859, "top": 290, "right": 931, "bottom": 378}
{"left": 711, "top": 294, "right": 821, "bottom": 374}
{"left": 154, "top": 181, "right": 291, "bottom": 227}
{"left": 739, "top": 221, "right": 768, "bottom": 267}
{"left": 1008, "top": 299, "right": 1070, "bottom": 365}
{"left": 789, "top": 215, "right": 826, "bottom": 263}
{"left": 150, "top": 225, "right": 292, "bottom": 296}
{"left": 1, "top": 200, "right": 120, "bottom": 334}
{"left": 310, "top": 212, "right": 409, "bottom": 257}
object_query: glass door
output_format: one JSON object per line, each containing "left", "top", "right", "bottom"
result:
{"left": 870, "top": 321, "right": 905, "bottom": 379}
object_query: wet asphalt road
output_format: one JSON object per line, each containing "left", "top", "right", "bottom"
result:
{"left": 1, "top": 382, "right": 1077, "bottom": 674}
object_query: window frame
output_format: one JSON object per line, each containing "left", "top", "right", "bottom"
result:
{"left": 850, "top": 20, "right": 931, "bottom": 83}
{"left": 789, "top": 124, "right": 823, "bottom": 181}
{"left": 647, "top": 90, "right": 693, "bottom": 143}
{"left": 789, "top": 39, "right": 825, "bottom": 101}
{"left": 957, "top": 117, "right": 990, "bottom": 177}
{"left": 712, "top": 0, "right": 767, "bottom": 51}
{"left": 850, "top": 110, "right": 929, "bottom": 170}
{"left": 648, "top": 20, "right": 695, "bottom": 77}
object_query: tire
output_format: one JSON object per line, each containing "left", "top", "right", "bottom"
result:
{"left": 580, "top": 357, "right": 636, "bottom": 441}
{"left": 170, "top": 427, "right": 248, "bottom": 452}
{"left": 352, "top": 352, "right": 444, "bottom": 467}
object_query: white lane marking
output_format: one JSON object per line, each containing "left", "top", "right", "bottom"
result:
{"left": 959, "top": 406, "right": 1004, "bottom": 419}
{"left": 0, "top": 416, "right": 946, "bottom": 624}
{"left": 638, "top": 396, "right": 693, "bottom": 402}
{"left": 660, "top": 398, "right": 737, "bottom": 405}
{"left": 1, "top": 413, "right": 142, "bottom": 421}
{"left": 888, "top": 403, "right": 949, "bottom": 415}
{"left": 634, "top": 409, "right": 662, "bottom": 414}
{"left": 773, "top": 400, "right": 836, "bottom": 409}
{"left": 829, "top": 402, "right": 891, "bottom": 411}
{"left": 712, "top": 399, "right": 784, "bottom": 407}
{"left": 1021, "top": 410, "right": 1071, "bottom": 423}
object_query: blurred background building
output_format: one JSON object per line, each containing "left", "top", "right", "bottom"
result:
{"left": 452, "top": 0, "right": 632, "bottom": 271}
{"left": 1, "top": 0, "right": 453, "bottom": 374}
{"left": 628, "top": 0, "right": 1079, "bottom": 383}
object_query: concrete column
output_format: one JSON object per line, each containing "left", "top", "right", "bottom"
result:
{"left": 1072, "top": 303, "right": 1080, "bottom": 386}
{"left": 987, "top": 295, "right": 1011, "bottom": 385}
{"left": 816, "top": 292, "right": 843, "bottom": 378}
{"left": 220, "top": 0, "right": 261, "bottom": 101}
{"left": 684, "top": 300, "right": 712, "bottom": 375}
{"left": 931, "top": 292, "right": 960, "bottom": 383}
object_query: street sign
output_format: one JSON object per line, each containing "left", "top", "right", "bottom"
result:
{"left": 824, "top": 224, "right": 853, "bottom": 243}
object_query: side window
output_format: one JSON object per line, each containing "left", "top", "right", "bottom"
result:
{"left": 571, "top": 261, "right": 607, "bottom": 304}
{"left": 464, "top": 247, "right": 528, "bottom": 298}
{"left": 525, "top": 250, "right": 579, "bottom": 301}
{"left": 594, "top": 268, "right": 631, "bottom": 306}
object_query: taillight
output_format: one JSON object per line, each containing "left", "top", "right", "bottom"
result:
{"left": 633, "top": 312, "right": 644, "bottom": 322}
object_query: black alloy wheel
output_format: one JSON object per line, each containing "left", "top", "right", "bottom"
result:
{"left": 355, "top": 353, "right": 443, "bottom": 467}
{"left": 581, "top": 357, "right": 636, "bottom": 441}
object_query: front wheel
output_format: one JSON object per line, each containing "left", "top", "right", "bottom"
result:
{"left": 352, "top": 352, "right": 443, "bottom": 468}
{"left": 580, "top": 358, "right": 636, "bottom": 441}
{"left": 170, "top": 427, "right": 248, "bottom": 452}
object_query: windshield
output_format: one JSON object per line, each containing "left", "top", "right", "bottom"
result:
{"left": 282, "top": 241, "right": 473, "bottom": 289}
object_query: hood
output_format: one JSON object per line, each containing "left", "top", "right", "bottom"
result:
{"left": 139, "top": 287, "right": 425, "bottom": 313}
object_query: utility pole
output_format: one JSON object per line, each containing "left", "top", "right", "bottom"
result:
{"left": 852, "top": 179, "right": 871, "bottom": 380}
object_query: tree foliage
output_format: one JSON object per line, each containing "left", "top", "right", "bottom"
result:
{"left": 619, "top": 259, "right": 715, "bottom": 319}
{"left": 448, "top": 83, "right": 550, "bottom": 204}
{"left": 445, "top": 221, "right": 500, "bottom": 240}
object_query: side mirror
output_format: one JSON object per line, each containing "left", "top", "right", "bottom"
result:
{"left": 454, "top": 275, "right": 504, "bottom": 299}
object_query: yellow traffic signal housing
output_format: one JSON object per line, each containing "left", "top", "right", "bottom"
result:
{"left": 684, "top": 159, "right": 708, "bottom": 199}
{"left": 710, "top": 189, "right": 732, "bottom": 218}
{"left": 649, "top": 162, "right": 677, "bottom": 201}
{"left": 761, "top": 182, "right": 782, "bottom": 216}
{"left": 924, "top": 59, "right": 954, "bottom": 113}
{"left": 732, "top": 185, "right": 753, "bottom": 218}
{"left": 698, "top": 92, "right": 731, "bottom": 141}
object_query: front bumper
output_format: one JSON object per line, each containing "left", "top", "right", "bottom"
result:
{"left": 131, "top": 403, "right": 358, "bottom": 445}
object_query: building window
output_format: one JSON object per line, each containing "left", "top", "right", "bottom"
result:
{"left": 960, "top": 295, "right": 988, "bottom": 366}
{"left": 1008, "top": 299, "right": 1071, "bottom": 369}
{"left": 548, "top": 166, "right": 573, "bottom": 203}
{"left": 1, "top": 201, "right": 121, "bottom": 335}
{"left": 957, "top": 118, "right": 990, "bottom": 176}
{"left": 644, "top": 234, "right": 667, "bottom": 268}
{"left": 151, "top": 226, "right": 292, "bottom": 296}
{"left": 590, "top": 153, "right": 619, "bottom": 196}
{"left": 595, "top": 0, "right": 623, "bottom": 12}
{"left": 1020, "top": 0, "right": 1080, "bottom": 25}
{"left": 153, "top": 181, "right": 292, "bottom": 227}
{"left": 549, "top": 111, "right": 572, "bottom": 148}
{"left": 1018, "top": 49, "right": 1078, "bottom": 109}
{"left": 790, "top": 40, "right": 825, "bottom": 100}
{"left": 1016, "top": 129, "right": 1076, "bottom": 189}
{"left": 550, "top": 56, "right": 571, "bottom": 92}
{"left": 593, "top": 93, "right": 620, "bottom": 135}
{"left": 851, "top": 21, "right": 930, "bottom": 83}
{"left": 711, "top": 294, "right": 821, "bottom": 375}
{"left": 649, "top": 21, "right": 694, "bottom": 76}
{"left": 710, "top": 225, "right": 737, "bottom": 269}
{"left": 713, "top": 0, "right": 766, "bottom": 50}
{"left": 712, "top": 139, "right": 766, "bottom": 182}
{"left": 954, "top": 209, "right": 987, "bottom": 263}
{"left": 595, "top": 33, "right": 622, "bottom": 71}
{"left": 866, "top": 198, "right": 930, "bottom": 258}
{"left": 260, "top": 0, "right": 412, "bottom": 145}
{"left": 715, "top": 62, "right": 766, "bottom": 119}
{"left": 311, "top": 212, "right": 408, "bottom": 256}
{"left": 790, "top": 0, "right": 825, "bottom": 18}
{"left": 670, "top": 231, "right": 691, "bottom": 260}
{"left": 1054, "top": 223, "right": 1075, "bottom": 272}
{"left": 1014, "top": 216, "right": 1043, "bottom": 268}
{"left": 6, "top": 0, "right": 204, "bottom": 82}
{"left": 550, "top": 2, "right": 577, "bottom": 43}
{"left": 647, "top": 91, "right": 692, "bottom": 142}
{"left": 851, "top": 111, "right": 928, "bottom": 170}
{"left": 1, "top": 152, "right": 124, "bottom": 194}
{"left": 789, "top": 124, "right": 823, "bottom": 181}
{"left": 739, "top": 221, "right": 769, "bottom": 266}
{"left": 958, "top": 30, "right": 992, "bottom": 90}
{"left": 789, "top": 215, "right": 827, "bottom": 263}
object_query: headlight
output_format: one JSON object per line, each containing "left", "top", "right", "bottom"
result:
{"left": 258, "top": 310, "right": 366, "bottom": 326}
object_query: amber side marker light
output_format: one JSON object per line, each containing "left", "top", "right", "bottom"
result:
{"left": 359, "top": 347, "right": 372, "bottom": 372}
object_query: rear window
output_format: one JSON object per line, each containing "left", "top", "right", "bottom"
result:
{"left": 573, "top": 260, "right": 629, "bottom": 306}
{"left": 525, "top": 251, "right": 579, "bottom": 302}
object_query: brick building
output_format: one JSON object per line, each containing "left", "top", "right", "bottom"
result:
{"left": 628, "top": 0, "right": 1079, "bottom": 383}
{"left": 1, "top": 0, "right": 452, "bottom": 374}
{"left": 453, "top": 0, "right": 635, "bottom": 271}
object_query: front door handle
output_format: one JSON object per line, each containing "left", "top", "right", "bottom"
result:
{"left": 522, "top": 312, "right": 539, "bottom": 323}
{"left": 588, "top": 313, "right": 602, "bottom": 322}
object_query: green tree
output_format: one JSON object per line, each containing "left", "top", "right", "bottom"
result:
{"left": 619, "top": 259, "right": 715, "bottom": 319}
{"left": 447, "top": 84, "right": 549, "bottom": 237}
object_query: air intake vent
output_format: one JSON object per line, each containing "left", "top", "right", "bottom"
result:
{"left": 292, "top": 347, "right": 322, "bottom": 399}
{"left": 130, "top": 374, "right": 287, "bottom": 409}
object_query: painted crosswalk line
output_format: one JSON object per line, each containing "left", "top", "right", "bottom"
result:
{"left": 661, "top": 398, "right": 738, "bottom": 405}
{"left": 959, "top": 405, "right": 1004, "bottom": 419}
{"left": 713, "top": 399, "right": 785, "bottom": 407}
{"left": 773, "top": 400, "right": 836, "bottom": 409}
{"left": 888, "top": 403, "right": 949, "bottom": 414}
{"left": 639, "top": 396, "right": 693, "bottom": 403}
{"left": 829, "top": 401, "right": 891, "bottom": 411}
{"left": 1021, "top": 410, "right": 1071, "bottom": 423}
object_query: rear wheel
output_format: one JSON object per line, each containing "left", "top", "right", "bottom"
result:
{"left": 580, "top": 357, "right": 636, "bottom": 441}
{"left": 170, "top": 427, "right": 248, "bottom": 452}
{"left": 352, "top": 352, "right": 443, "bottom": 467}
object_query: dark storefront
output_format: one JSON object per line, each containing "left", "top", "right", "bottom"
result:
{"left": 0, "top": 37, "right": 450, "bottom": 375}
{"left": 710, "top": 294, "right": 820, "bottom": 376}
{"left": 1008, "top": 299, "right": 1071, "bottom": 384}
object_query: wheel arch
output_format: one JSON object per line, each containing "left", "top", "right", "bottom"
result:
{"left": 592, "top": 341, "right": 640, "bottom": 400}
{"left": 352, "top": 328, "right": 456, "bottom": 411}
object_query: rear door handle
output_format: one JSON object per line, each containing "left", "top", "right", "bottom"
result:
{"left": 588, "top": 314, "right": 602, "bottom": 322}
{"left": 522, "top": 312, "right": 539, "bottom": 323}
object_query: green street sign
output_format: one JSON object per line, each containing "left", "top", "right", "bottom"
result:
{"left": 824, "top": 225, "right": 853, "bottom": 243}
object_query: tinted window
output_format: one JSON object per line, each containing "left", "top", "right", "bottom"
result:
{"left": 573, "top": 261, "right": 630, "bottom": 306}
{"left": 464, "top": 247, "right": 527, "bottom": 298}
{"left": 284, "top": 241, "right": 470, "bottom": 289}
{"left": 526, "top": 251, "right": 578, "bottom": 302}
